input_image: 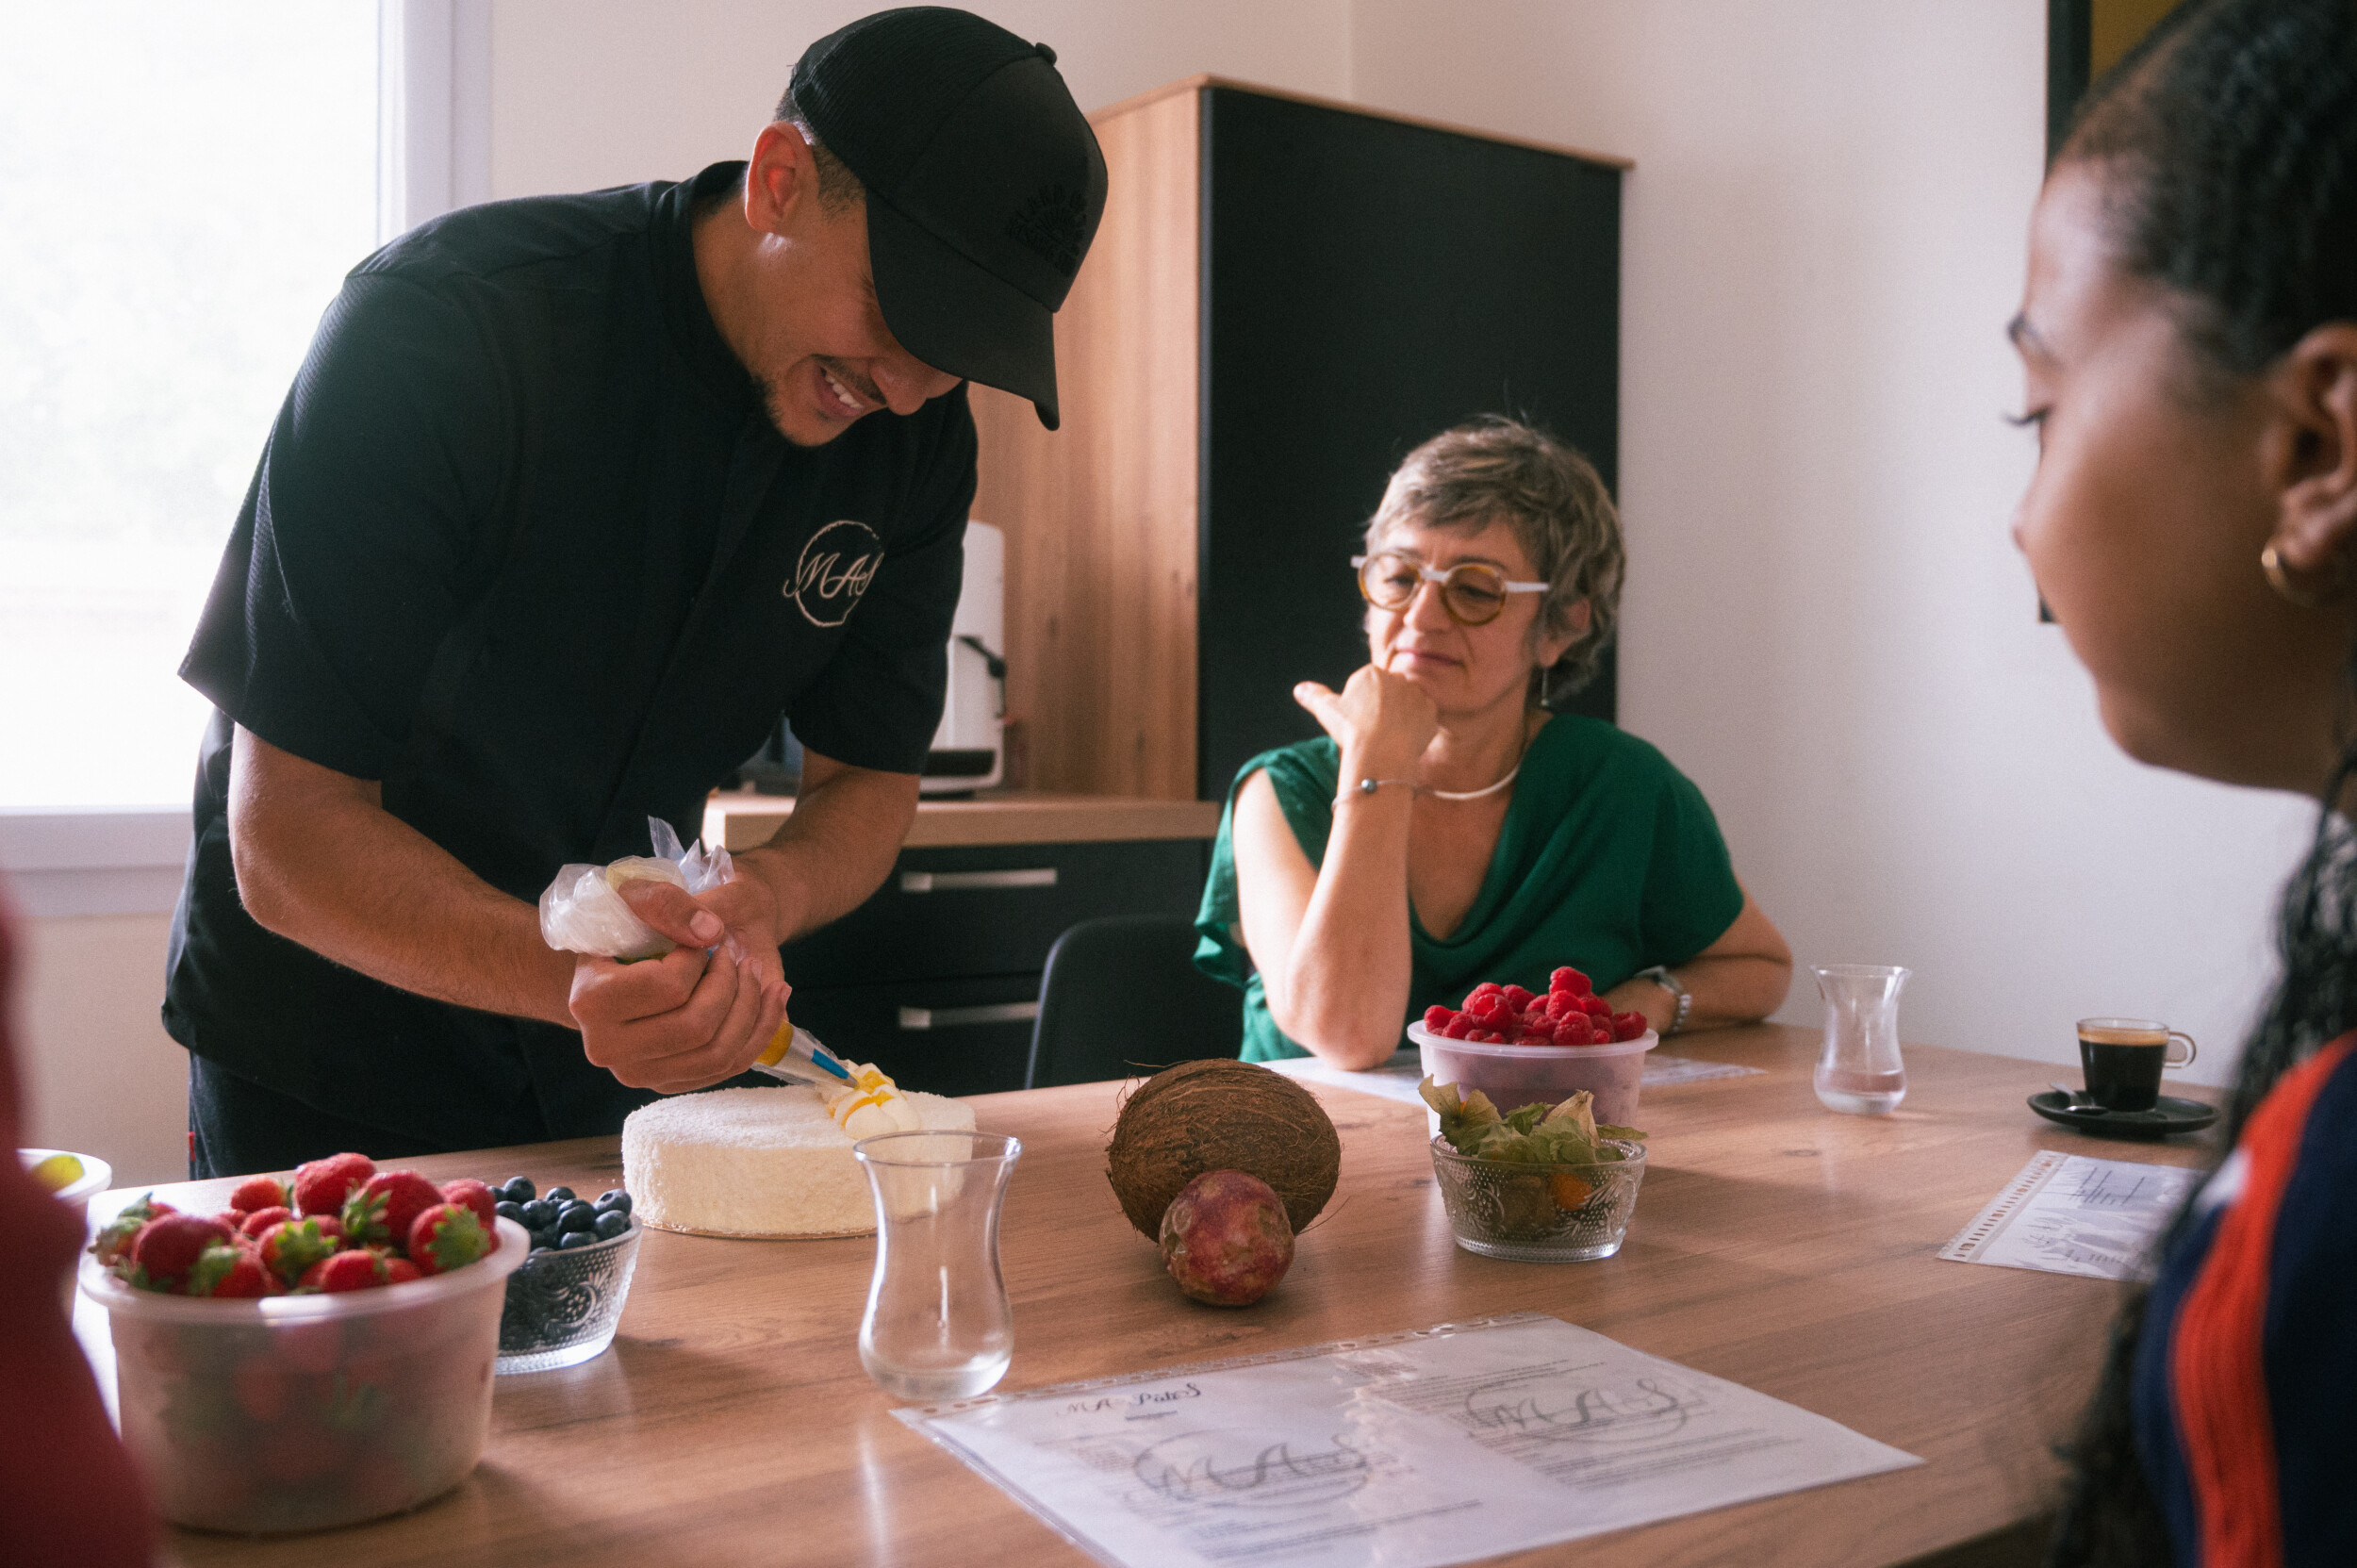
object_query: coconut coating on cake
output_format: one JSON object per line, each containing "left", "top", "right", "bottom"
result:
{"left": 622, "top": 1085, "right": 975, "bottom": 1237}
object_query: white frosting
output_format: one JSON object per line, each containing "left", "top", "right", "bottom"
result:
{"left": 622, "top": 1084, "right": 973, "bottom": 1237}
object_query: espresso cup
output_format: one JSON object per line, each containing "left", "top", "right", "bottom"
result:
{"left": 2077, "top": 1017, "right": 2197, "bottom": 1112}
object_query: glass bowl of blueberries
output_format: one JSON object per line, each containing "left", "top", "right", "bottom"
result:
{"left": 487, "top": 1176, "right": 640, "bottom": 1375}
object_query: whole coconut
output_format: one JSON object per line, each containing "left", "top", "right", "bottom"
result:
{"left": 1106, "top": 1059, "right": 1341, "bottom": 1238}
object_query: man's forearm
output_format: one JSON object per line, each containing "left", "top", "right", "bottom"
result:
{"left": 733, "top": 752, "right": 919, "bottom": 942}
{"left": 228, "top": 727, "right": 579, "bottom": 1027}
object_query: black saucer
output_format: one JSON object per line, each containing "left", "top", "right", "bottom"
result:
{"left": 2028, "top": 1089, "right": 2218, "bottom": 1140}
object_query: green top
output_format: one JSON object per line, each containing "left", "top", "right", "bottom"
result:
{"left": 1195, "top": 717, "right": 1746, "bottom": 1063}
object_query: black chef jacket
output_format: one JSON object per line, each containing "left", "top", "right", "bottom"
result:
{"left": 164, "top": 161, "right": 975, "bottom": 1149}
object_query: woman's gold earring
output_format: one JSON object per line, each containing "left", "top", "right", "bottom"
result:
{"left": 2262, "top": 542, "right": 2349, "bottom": 608}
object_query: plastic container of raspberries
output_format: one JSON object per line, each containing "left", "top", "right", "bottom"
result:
{"left": 1409, "top": 1022, "right": 1658, "bottom": 1130}
{"left": 79, "top": 1215, "right": 526, "bottom": 1534}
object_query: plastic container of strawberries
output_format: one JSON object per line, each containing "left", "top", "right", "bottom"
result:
{"left": 1409, "top": 1022, "right": 1658, "bottom": 1130}
{"left": 78, "top": 1214, "right": 526, "bottom": 1534}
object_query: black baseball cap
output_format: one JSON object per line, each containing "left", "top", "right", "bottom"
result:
{"left": 791, "top": 7, "right": 1107, "bottom": 430}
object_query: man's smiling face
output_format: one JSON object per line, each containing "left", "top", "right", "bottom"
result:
{"left": 701, "top": 124, "right": 961, "bottom": 447}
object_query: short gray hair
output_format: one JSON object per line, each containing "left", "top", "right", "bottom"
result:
{"left": 1363, "top": 416, "right": 1624, "bottom": 701}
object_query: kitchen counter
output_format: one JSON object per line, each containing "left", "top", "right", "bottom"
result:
{"left": 75, "top": 1026, "right": 2217, "bottom": 1567}
{"left": 703, "top": 788, "right": 1221, "bottom": 852}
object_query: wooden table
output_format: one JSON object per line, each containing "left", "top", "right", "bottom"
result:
{"left": 80, "top": 1026, "right": 2218, "bottom": 1568}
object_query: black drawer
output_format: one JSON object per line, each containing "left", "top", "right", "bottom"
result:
{"left": 783, "top": 973, "right": 1042, "bottom": 1098}
{"left": 778, "top": 838, "right": 1206, "bottom": 988}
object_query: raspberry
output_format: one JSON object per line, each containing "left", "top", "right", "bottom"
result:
{"left": 1463, "top": 982, "right": 1506, "bottom": 1009}
{"left": 1442, "top": 1015, "right": 1475, "bottom": 1040}
{"left": 1613, "top": 1012, "right": 1650, "bottom": 1042}
{"left": 1501, "top": 984, "right": 1536, "bottom": 1012}
{"left": 1553, "top": 1015, "right": 1594, "bottom": 1047}
{"left": 1582, "top": 995, "right": 1613, "bottom": 1017}
{"left": 1423, "top": 1005, "right": 1456, "bottom": 1032}
{"left": 1543, "top": 991, "right": 1581, "bottom": 1021}
{"left": 1550, "top": 966, "right": 1592, "bottom": 997}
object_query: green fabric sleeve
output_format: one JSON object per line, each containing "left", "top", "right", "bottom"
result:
{"left": 1636, "top": 766, "right": 1747, "bottom": 965}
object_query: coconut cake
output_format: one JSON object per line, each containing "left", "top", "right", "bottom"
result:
{"left": 622, "top": 1084, "right": 975, "bottom": 1238}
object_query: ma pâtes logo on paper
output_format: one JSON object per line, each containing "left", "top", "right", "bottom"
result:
{"left": 788, "top": 519, "right": 882, "bottom": 628}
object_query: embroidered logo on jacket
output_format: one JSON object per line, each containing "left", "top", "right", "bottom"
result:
{"left": 788, "top": 520, "right": 882, "bottom": 628}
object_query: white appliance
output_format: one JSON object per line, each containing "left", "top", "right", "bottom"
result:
{"left": 922, "top": 520, "right": 1006, "bottom": 795}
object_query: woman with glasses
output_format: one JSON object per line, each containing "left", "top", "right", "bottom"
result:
{"left": 1195, "top": 416, "right": 1792, "bottom": 1067}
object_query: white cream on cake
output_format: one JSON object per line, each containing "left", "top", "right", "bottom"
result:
{"left": 622, "top": 1080, "right": 973, "bottom": 1237}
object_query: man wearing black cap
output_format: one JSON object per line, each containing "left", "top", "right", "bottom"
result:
{"left": 164, "top": 8, "right": 1107, "bottom": 1174}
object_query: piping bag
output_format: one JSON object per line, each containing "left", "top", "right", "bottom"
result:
{"left": 751, "top": 1024, "right": 855, "bottom": 1087}
{"left": 538, "top": 817, "right": 855, "bottom": 1089}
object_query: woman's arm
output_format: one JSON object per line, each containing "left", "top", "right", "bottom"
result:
{"left": 1232, "top": 769, "right": 1419, "bottom": 1069}
{"left": 1602, "top": 884, "right": 1792, "bottom": 1033}
{"left": 1231, "top": 665, "right": 1440, "bottom": 1069}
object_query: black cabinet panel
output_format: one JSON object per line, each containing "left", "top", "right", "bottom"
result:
{"left": 783, "top": 973, "right": 1044, "bottom": 1098}
{"left": 778, "top": 838, "right": 1207, "bottom": 988}
{"left": 1198, "top": 88, "right": 1622, "bottom": 800}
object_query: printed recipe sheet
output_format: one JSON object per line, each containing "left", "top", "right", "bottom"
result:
{"left": 898, "top": 1313, "right": 1919, "bottom": 1568}
{"left": 1940, "top": 1150, "right": 2201, "bottom": 1281}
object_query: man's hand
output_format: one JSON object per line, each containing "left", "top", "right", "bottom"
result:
{"left": 567, "top": 878, "right": 792, "bottom": 1094}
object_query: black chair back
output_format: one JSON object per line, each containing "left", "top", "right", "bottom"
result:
{"left": 1025, "top": 914, "right": 1244, "bottom": 1088}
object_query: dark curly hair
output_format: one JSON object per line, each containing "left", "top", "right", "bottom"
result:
{"left": 2043, "top": 3, "right": 2357, "bottom": 1563}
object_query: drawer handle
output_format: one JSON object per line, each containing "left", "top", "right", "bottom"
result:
{"left": 898, "top": 1002, "right": 1042, "bottom": 1031}
{"left": 899, "top": 868, "right": 1058, "bottom": 893}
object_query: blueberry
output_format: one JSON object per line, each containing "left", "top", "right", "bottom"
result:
{"left": 529, "top": 1228, "right": 558, "bottom": 1252}
{"left": 558, "top": 1230, "right": 598, "bottom": 1250}
{"left": 519, "top": 1199, "right": 556, "bottom": 1230}
{"left": 558, "top": 1201, "right": 598, "bottom": 1234}
{"left": 593, "top": 1209, "right": 630, "bottom": 1240}
{"left": 502, "top": 1176, "right": 536, "bottom": 1203}
{"left": 544, "top": 1186, "right": 576, "bottom": 1205}
{"left": 495, "top": 1200, "right": 526, "bottom": 1225}
{"left": 530, "top": 1243, "right": 556, "bottom": 1257}
{"left": 595, "top": 1189, "right": 630, "bottom": 1213}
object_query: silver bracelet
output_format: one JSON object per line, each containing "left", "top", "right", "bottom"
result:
{"left": 1332, "top": 777, "right": 1415, "bottom": 808}
{"left": 1637, "top": 965, "right": 1690, "bottom": 1035}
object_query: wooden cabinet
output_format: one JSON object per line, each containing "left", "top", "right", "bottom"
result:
{"left": 973, "top": 76, "right": 1628, "bottom": 802}
{"left": 777, "top": 839, "right": 1209, "bottom": 1096}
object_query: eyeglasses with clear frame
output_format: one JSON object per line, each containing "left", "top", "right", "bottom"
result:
{"left": 1352, "top": 553, "right": 1547, "bottom": 626}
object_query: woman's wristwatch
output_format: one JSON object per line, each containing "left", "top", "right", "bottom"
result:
{"left": 1636, "top": 966, "right": 1690, "bottom": 1036}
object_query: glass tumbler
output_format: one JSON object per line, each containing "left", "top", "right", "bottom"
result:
{"left": 853, "top": 1130, "right": 1021, "bottom": 1401}
{"left": 1813, "top": 964, "right": 1911, "bottom": 1114}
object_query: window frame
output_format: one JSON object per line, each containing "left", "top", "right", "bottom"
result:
{"left": 2, "top": 0, "right": 489, "bottom": 916}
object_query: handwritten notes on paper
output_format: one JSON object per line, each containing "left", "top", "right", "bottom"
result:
{"left": 897, "top": 1314, "right": 1919, "bottom": 1568}
{"left": 1940, "top": 1150, "right": 2201, "bottom": 1281}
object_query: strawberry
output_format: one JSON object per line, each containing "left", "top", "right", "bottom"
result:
{"left": 1613, "top": 1011, "right": 1650, "bottom": 1043}
{"left": 239, "top": 1204, "right": 293, "bottom": 1239}
{"left": 186, "top": 1243, "right": 275, "bottom": 1298}
{"left": 228, "top": 1174, "right": 290, "bottom": 1213}
{"left": 293, "top": 1151, "right": 375, "bottom": 1217}
{"left": 1581, "top": 994, "right": 1613, "bottom": 1018}
{"left": 255, "top": 1216, "right": 343, "bottom": 1288}
{"left": 301, "top": 1249, "right": 390, "bottom": 1293}
{"left": 438, "top": 1178, "right": 499, "bottom": 1230}
{"left": 231, "top": 1357, "right": 289, "bottom": 1423}
{"left": 1501, "top": 983, "right": 1536, "bottom": 1012}
{"left": 1550, "top": 966, "right": 1592, "bottom": 997}
{"left": 1423, "top": 1004, "right": 1456, "bottom": 1032}
{"left": 209, "top": 1210, "right": 249, "bottom": 1234}
{"left": 91, "top": 1195, "right": 173, "bottom": 1266}
{"left": 127, "top": 1213, "right": 237, "bottom": 1293}
{"left": 341, "top": 1169, "right": 443, "bottom": 1252}
{"left": 407, "top": 1204, "right": 495, "bottom": 1276}
{"left": 384, "top": 1256, "right": 422, "bottom": 1286}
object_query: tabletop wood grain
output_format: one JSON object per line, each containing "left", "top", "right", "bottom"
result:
{"left": 81, "top": 1026, "right": 2220, "bottom": 1568}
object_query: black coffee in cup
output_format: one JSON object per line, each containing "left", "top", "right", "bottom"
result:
{"left": 2077, "top": 1018, "right": 2197, "bottom": 1112}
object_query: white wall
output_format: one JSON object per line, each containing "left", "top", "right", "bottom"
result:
{"left": 1346, "top": 0, "right": 2316, "bottom": 1088}
{"left": 484, "top": 0, "right": 1351, "bottom": 198}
